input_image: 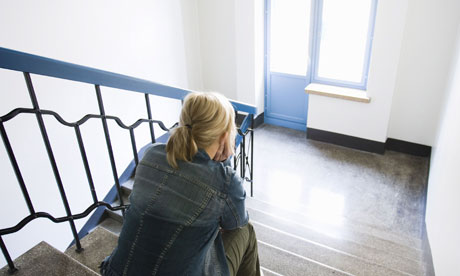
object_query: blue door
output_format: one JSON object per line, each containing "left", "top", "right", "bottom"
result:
{"left": 265, "top": 0, "right": 312, "bottom": 131}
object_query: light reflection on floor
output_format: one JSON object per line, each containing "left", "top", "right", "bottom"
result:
{"left": 264, "top": 170, "right": 302, "bottom": 210}
{"left": 307, "top": 187, "right": 345, "bottom": 226}
{"left": 261, "top": 169, "right": 345, "bottom": 227}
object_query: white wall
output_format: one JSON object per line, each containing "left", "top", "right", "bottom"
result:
{"left": 235, "top": 0, "right": 265, "bottom": 115}
{"left": 254, "top": 0, "right": 266, "bottom": 114}
{"left": 425, "top": 23, "right": 460, "bottom": 276}
{"left": 197, "top": 0, "right": 238, "bottom": 100}
{"left": 196, "top": 0, "right": 264, "bottom": 114}
{"left": 180, "top": 0, "right": 204, "bottom": 92}
{"left": 0, "top": 0, "right": 199, "bottom": 267}
{"left": 388, "top": 0, "right": 460, "bottom": 146}
{"left": 307, "top": 0, "right": 409, "bottom": 142}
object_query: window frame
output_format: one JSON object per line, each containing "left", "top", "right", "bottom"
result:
{"left": 310, "top": 0, "right": 378, "bottom": 90}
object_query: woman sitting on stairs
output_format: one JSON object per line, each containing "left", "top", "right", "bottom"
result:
{"left": 100, "top": 92, "right": 261, "bottom": 276}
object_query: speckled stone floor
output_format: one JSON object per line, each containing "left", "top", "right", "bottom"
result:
{"left": 248, "top": 124, "right": 429, "bottom": 239}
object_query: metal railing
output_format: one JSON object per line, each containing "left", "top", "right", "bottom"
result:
{"left": 0, "top": 47, "right": 256, "bottom": 273}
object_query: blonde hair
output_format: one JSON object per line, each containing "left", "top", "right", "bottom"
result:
{"left": 166, "top": 92, "right": 236, "bottom": 169}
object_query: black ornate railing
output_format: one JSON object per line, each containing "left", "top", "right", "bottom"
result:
{"left": 0, "top": 47, "right": 256, "bottom": 274}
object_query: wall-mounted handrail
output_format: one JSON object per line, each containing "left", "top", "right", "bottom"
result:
{"left": 0, "top": 47, "right": 257, "bottom": 115}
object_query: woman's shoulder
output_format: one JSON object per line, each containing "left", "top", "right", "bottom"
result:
{"left": 141, "top": 143, "right": 167, "bottom": 161}
{"left": 146, "top": 142, "right": 166, "bottom": 153}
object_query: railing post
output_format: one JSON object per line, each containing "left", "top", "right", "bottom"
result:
{"left": 23, "top": 73, "right": 82, "bottom": 252}
{"left": 241, "top": 135, "right": 246, "bottom": 179}
{"left": 0, "top": 236, "right": 17, "bottom": 274}
{"left": 250, "top": 114, "right": 254, "bottom": 197}
{"left": 144, "top": 94, "right": 156, "bottom": 144}
{"left": 95, "top": 85, "right": 125, "bottom": 212}
{"left": 0, "top": 122, "right": 35, "bottom": 214}
{"left": 129, "top": 128, "right": 139, "bottom": 165}
{"left": 74, "top": 125, "right": 98, "bottom": 203}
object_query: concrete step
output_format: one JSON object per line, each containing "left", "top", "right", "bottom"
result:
{"left": 258, "top": 239, "right": 352, "bottom": 276}
{"left": 98, "top": 216, "right": 123, "bottom": 235}
{"left": 121, "top": 177, "right": 134, "bottom": 192}
{"left": 245, "top": 195, "right": 423, "bottom": 252}
{"left": 249, "top": 208, "right": 424, "bottom": 276}
{"left": 103, "top": 179, "right": 133, "bottom": 223}
{"left": 105, "top": 208, "right": 124, "bottom": 224}
{"left": 0, "top": 241, "right": 98, "bottom": 276}
{"left": 254, "top": 221, "right": 414, "bottom": 276}
{"left": 65, "top": 227, "right": 119, "bottom": 274}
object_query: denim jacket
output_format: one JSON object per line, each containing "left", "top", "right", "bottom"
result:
{"left": 101, "top": 143, "right": 249, "bottom": 276}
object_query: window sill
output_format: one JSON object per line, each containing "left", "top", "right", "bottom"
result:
{"left": 305, "top": 83, "right": 371, "bottom": 103}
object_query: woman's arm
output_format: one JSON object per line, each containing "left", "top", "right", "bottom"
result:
{"left": 220, "top": 168, "right": 249, "bottom": 230}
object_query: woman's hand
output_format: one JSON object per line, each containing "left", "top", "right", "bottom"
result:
{"left": 213, "top": 132, "right": 232, "bottom": 162}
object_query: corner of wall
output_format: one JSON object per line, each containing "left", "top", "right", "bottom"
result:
{"left": 425, "top": 19, "right": 460, "bottom": 276}
{"left": 386, "top": 0, "right": 460, "bottom": 146}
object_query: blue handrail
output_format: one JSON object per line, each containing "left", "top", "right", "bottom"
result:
{"left": 0, "top": 47, "right": 257, "bottom": 115}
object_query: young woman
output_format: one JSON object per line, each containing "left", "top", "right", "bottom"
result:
{"left": 100, "top": 92, "right": 260, "bottom": 276}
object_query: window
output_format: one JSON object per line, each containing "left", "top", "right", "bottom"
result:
{"left": 269, "top": 0, "right": 312, "bottom": 76}
{"left": 310, "top": 0, "right": 378, "bottom": 90}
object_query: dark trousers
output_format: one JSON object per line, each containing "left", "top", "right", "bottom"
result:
{"left": 221, "top": 222, "right": 261, "bottom": 276}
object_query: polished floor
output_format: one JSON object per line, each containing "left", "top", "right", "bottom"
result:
{"left": 246, "top": 124, "right": 429, "bottom": 239}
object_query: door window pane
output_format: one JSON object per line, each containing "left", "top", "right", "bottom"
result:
{"left": 316, "top": 0, "right": 373, "bottom": 84}
{"left": 270, "top": 0, "right": 311, "bottom": 76}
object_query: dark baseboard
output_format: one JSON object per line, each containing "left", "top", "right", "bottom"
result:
{"left": 385, "top": 138, "right": 431, "bottom": 157}
{"left": 306, "top": 127, "right": 432, "bottom": 157}
{"left": 307, "top": 128, "right": 386, "bottom": 154}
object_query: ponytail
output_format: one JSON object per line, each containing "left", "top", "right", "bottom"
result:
{"left": 166, "top": 125, "right": 198, "bottom": 169}
{"left": 166, "top": 92, "right": 236, "bottom": 169}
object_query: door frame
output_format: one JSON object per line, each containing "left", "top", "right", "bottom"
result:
{"left": 264, "top": 0, "right": 315, "bottom": 131}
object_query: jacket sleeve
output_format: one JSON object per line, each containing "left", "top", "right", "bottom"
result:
{"left": 220, "top": 166, "right": 249, "bottom": 230}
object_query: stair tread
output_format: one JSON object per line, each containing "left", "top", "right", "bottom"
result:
{"left": 246, "top": 196, "right": 423, "bottom": 251}
{"left": 99, "top": 216, "right": 123, "bottom": 235}
{"left": 0, "top": 241, "right": 98, "bottom": 276}
{"left": 249, "top": 207, "right": 424, "bottom": 273}
{"left": 122, "top": 178, "right": 134, "bottom": 191}
{"left": 254, "top": 221, "right": 421, "bottom": 276}
{"left": 110, "top": 179, "right": 132, "bottom": 208}
{"left": 65, "top": 227, "right": 118, "bottom": 273}
{"left": 258, "top": 240, "right": 352, "bottom": 276}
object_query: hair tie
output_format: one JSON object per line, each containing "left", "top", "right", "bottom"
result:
{"left": 185, "top": 124, "right": 192, "bottom": 130}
